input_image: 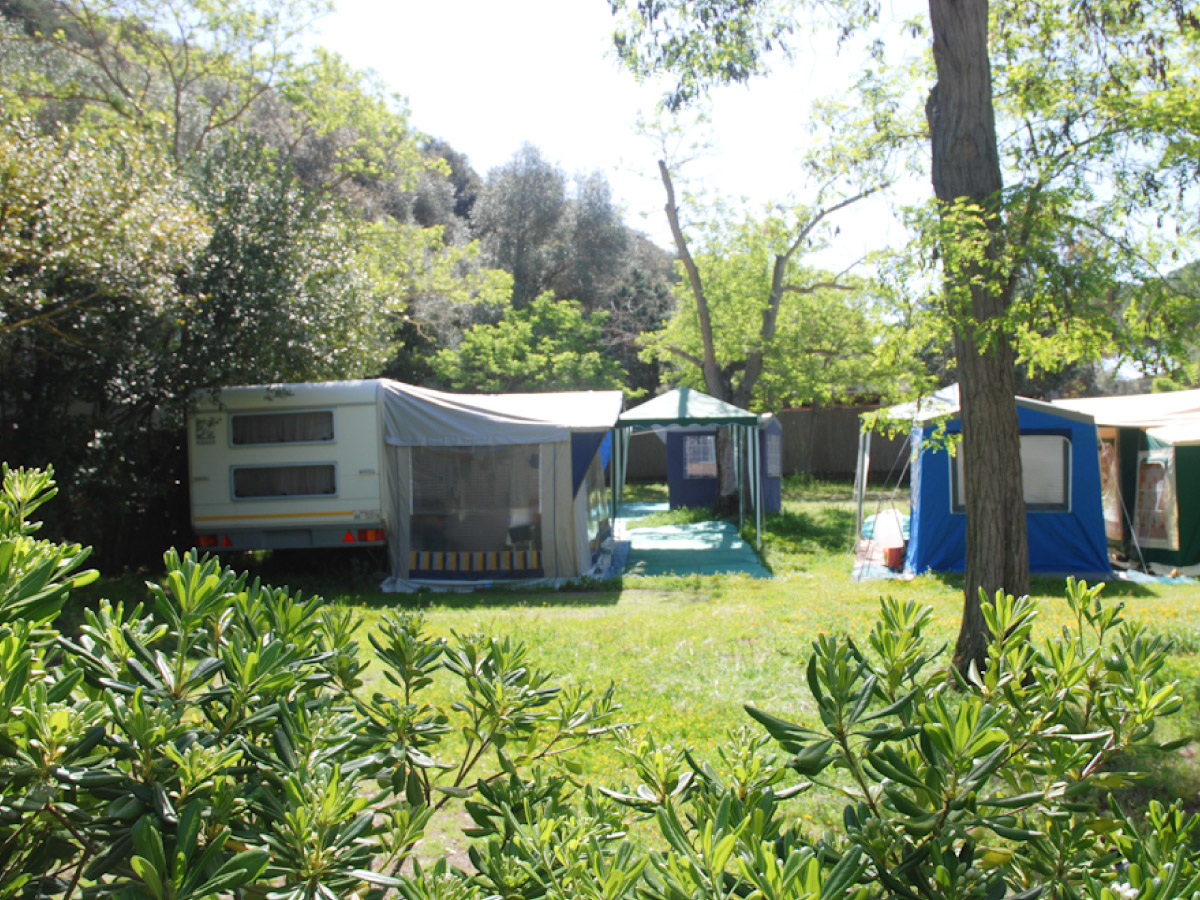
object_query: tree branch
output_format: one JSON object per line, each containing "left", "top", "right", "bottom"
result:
{"left": 782, "top": 280, "right": 856, "bottom": 295}
{"left": 665, "top": 345, "right": 704, "bottom": 370}
{"left": 658, "top": 159, "right": 722, "bottom": 397}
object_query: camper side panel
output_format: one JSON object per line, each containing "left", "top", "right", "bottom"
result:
{"left": 189, "top": 400, "right": 384, "bottom": 550}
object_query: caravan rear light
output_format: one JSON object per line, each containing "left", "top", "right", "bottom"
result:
{"left": 196, "top": 534, "right": 218, "bottom": 548}
{"left": 357, "top": 528, "right": 385, "bottom": 542}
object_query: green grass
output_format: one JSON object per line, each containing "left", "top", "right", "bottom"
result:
{"left": 76, "top": 479, "right": 1200, "bottom": 825}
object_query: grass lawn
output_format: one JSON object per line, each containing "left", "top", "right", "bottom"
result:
{"left": 78, "top": 476, "right": 1200, "bottom": 839}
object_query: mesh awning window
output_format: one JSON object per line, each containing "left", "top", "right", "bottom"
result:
{"left": 1134, "top": 449, "right": 1180, "bottom": 549}
{"left": 410, "top": 445, "right": 542, "bottom": 554}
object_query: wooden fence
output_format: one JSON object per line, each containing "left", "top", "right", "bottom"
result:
{"left": 623, "top": 405, "right": 910, "bottom": 482}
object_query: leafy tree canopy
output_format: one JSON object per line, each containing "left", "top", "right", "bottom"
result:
{"left": 433, "top": 292, "right": 629, "bottom": 394}
{"left": 645, "top": 205, "right": 886, "bottom": 411}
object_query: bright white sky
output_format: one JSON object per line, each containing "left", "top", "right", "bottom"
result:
{"left": 313, "top": 0, "right": 928, "bottom": 266}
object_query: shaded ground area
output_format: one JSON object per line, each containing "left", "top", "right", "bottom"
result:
{"left": 616, "top": 503, "right": 771, "bottom": 578}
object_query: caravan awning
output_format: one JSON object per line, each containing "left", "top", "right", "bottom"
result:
{"left": 381, "top": 381, "right": 623, "bottom": 447}
{"left": 1054, "top": 389, "right": 1200, "bottom": 430}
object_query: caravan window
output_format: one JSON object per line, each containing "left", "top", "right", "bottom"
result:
{"left": 232, "top": 464, "right": 336, "bottom": 499}
{"left": 231, "top": 410, "right": 334, "bottom": 445}
{"left": 684, "top": 435, "right": 717, "bottom": 479}
{"left": 952, "top": 434, "right": 1071, "bottom": 512}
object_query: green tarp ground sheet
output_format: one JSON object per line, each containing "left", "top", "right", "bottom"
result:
{"left": 617, "top": 503, "right": 771, "bottom": 578}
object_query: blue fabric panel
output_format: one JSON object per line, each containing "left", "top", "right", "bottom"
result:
{"left": 906, "top": 407, "right": 1111, "bottom": 577}
{"left": 571, "top": 431, "right": 608, "bottom": 494}
{"left": 600, "top": 432, "right": 612, "bottom": 470}
{"left": 758, "top": 428, "right": 782, "bottom": 513}
{"left": 907, "top": 424, "right": 966, "bottom": 573}
{"left": 667, "top": 431, "right": 718, "bottom": 509}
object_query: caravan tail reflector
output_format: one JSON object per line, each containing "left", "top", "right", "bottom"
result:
{"left": 343, "top": 531, "right": 357, "bottom": 543}
{"left": 220, "top": 536, "right": 233, "bottom": 548}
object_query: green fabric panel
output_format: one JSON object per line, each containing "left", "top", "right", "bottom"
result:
{"left": 1170, "top": 445, "right": 1200, "bottom": 566}
{"left": 618, "top": 387, "right": 758, "bottom": 427}
{"left": 1117, "top": 427, "right": 1144, "bottom": 553}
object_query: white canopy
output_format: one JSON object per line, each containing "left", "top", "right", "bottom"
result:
{"left": 884, "top": 383, "right": 1092, "bottom": 425}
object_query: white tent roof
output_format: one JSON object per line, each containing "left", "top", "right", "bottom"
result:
{"left": 883, "top": 383, "right": 1092, "bottom": 425}
{"left": 1053, "top": 388, "right": 1200, "bottom": 430}
{"left": 380, "top": 381, "right": 623, "bottom": 447}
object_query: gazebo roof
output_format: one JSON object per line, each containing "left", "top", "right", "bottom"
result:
{"left": 618, "top": 387, "right": 758, "bottom": 428}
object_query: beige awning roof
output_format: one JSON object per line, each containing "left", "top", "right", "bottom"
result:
{"left": 1053, "top": 388, "right": 1200, "bottom": 430}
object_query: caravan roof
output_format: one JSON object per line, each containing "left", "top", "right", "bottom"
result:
{"left": 195, "top": 379, "right": 383, "bottom": 410}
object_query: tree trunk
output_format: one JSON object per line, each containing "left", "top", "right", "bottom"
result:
{"left": 926, "top": 0, "right": 1029, "bottom": 674}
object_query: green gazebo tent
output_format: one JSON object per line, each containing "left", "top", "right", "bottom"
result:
{"left": 613, "top": 387, "right": 764, "bottom": 548}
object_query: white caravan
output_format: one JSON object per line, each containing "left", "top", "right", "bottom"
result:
{"left": 188, "top": 380, "right": 387, "bottom": 551}
{"left": 187, "top": 379, "right": 624, "bottom": 587}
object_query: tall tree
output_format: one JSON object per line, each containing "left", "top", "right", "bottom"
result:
{"left": 0, "top": 117, "right": 210, "bottom": 563}
{"left": 2, "top": 0, "right": 326, "bottom": 160}
{"left": 646, "top": 117, "right": 881, "bottom": 510}
{"left": 472, "top": 143, "right": 568, "bottom": 308}
{"left": 610, "top": 0, "right": 1200, "bottom": 671}
{"left": 924, "top": 0, "right": 1025, "bottom": 666}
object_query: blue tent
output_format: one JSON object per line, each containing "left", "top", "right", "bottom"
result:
{"left": 899, "top": 385, "right": 1111, "bottom": 578}
{"left": 663, "top": 414, "right": 782, "bottom": 514}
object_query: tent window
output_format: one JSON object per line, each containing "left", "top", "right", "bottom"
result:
{"left": 766, "top": 433, "right": 782, "bottom": 479}
{"left": 1098, "top": 434, "right": 1123, "bottom": 543}
{"left": 232, "top": 464, "right": 336, "bottom": 499}
{"left": 951, "top": 434, "right": 1071, "bottom": 512}
{"left": 1134, "top": 451, "right": 1179, "bottom": 549}
{"left": 410, "top": 445, "right": 542, "bottom": 555}
{"left": 584, "top": 452, "right": 608, "bottom": 552}
{"left": 231, "top": 410, "right": 334, "bottom": 445}
{"left": 684, "top": 435, "right": 717, "bottom": 479}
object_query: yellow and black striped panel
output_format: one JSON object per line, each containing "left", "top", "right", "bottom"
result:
{"left": 410, "top": 550, "right": 542, "bottom": 579}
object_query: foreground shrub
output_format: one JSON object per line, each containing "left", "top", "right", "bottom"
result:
{"left": 0, "top": 466, "right": 619, "bottom": 898}
{"left": 1, "top": 463, "right": 1196, "bottom": 900}
{"left": 593, "top": 585, "right": 1199, "bottom": 900}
